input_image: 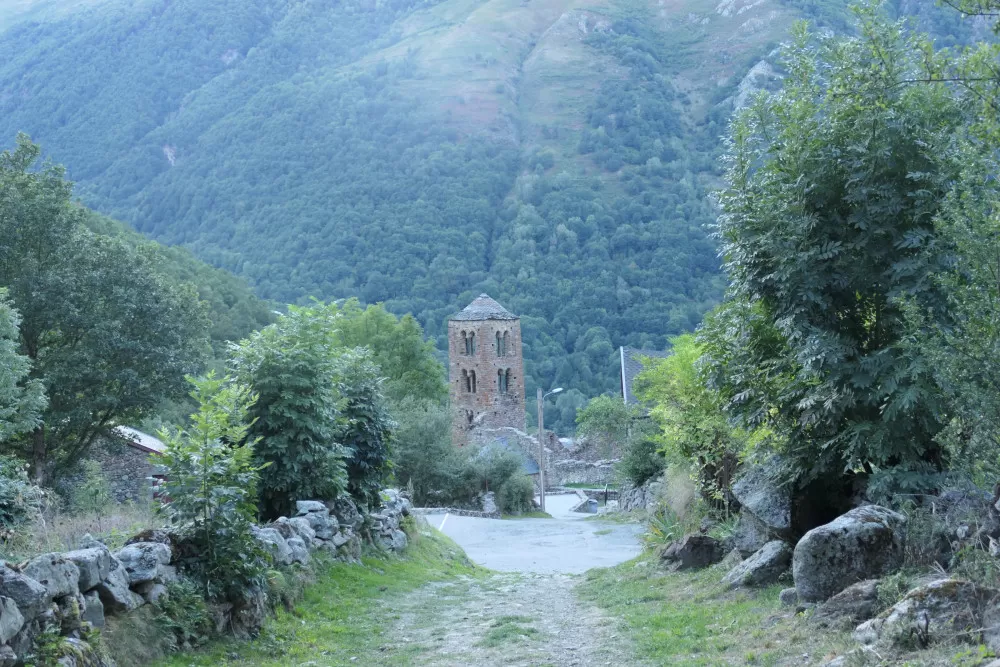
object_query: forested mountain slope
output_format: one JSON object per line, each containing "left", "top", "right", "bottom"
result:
{"left": 0, "top": 0, "right": 971, "bottom": 429}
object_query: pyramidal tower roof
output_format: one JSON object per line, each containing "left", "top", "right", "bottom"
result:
{"left": 450, "top": 294, "right": 518, "bottom": 321}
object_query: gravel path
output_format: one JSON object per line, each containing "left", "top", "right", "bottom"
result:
{"left": 386, "top": 572, "right": 644, "bottom": 667}
{"left": 385, "top": 497, "right": 647, "bottom": 666}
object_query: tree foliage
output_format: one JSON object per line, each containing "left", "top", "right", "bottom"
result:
{"left": 637, "top": 334, "right": 750, "bottom": 504}
{"left": 337, "top": 352, "right": 395, "bottom": 508}
{"left": 158, "top": 375, "right": 269, "bottom": 600}
{"left": 710, "top": 14, "right": 966, "bottom": 485}
{"left": 0, "top": 291, "right": 45, "bottom": 444}
{"left": 230, "top": 303, "right": 349, "bottom": 520}
{"left": 0, "top": 135, "right": 211, "bottom": 481}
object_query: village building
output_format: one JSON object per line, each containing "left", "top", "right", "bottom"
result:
{"left": 448, "top": 294, "right": 526, "bottom": 447}
{"left": 619, "top": 346, "right": 668, "bottom": 405}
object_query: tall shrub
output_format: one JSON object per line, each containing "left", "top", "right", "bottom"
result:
{"left": 158, "top": 374, "right": 269, "bottom": 599}
{"left": 230, "top": 304, "right": 348, "bottom": 520}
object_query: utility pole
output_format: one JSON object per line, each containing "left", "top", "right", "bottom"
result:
{"left": 536, "top": 386, "right": 563, "bottom": 513}
{"left": 537, "top": 387, "right": 546, "bottom": 512}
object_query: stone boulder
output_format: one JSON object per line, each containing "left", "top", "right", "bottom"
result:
{"left": 22, "top": 553, "right": 80, "bottom": 600}
{"left": 660, "top": 535, "right": 724, "bottom": 571}
{"left": 854, "top": 579, "right": 997, "bottom": 647}
{"left": 332, "top": 497, "right": 364, "bottom": 531}
{"left": 301, "top": 510, "right": 336, "bottom": 540}
{"left": 295, "top": 500, "right": 327, "bottom": 515}
{"left": 732, "top": 457, "right": 792, "bottom": 539}
{"left": 282, "top": 517, "right": 316, "bottom": 543}
{"left": 255, "top": 527, "right": 293, "bottom": 566}
{"left": 63, "top": 547, "right": 112, "bottom": 592}
{"left": 389, "top": 529, "right": 408, "bottom": 551}
{"left": 0, "top": 597, "right": 24, "bottom": 644}
{"left": 793, "top": 505, "right": 906, "bottom": 602}
{"left": 116, "top": 542, "right": 171, "bottom": 585}
{"left": 81, "top": 591, "right": 104, "bottom": 629}
{"left": 779, "top": 587, "right": 798, "bottom": 607}
{"left": 94, "top": 557, "right": 143, "bottom": 614}
{"left": 0, "top": 565, "right": 48, "bottom": 620}
{"left": 287, "top": 537, "right": 310, "bottom": 565}
{"left": 722, "top": 540, "right": 792, "bottom": 589}
{"left": 812, "top": 580, "right": 879, "bottom": 628}
{"left": 730, "top": 512, "right": 773, "bottom": 557}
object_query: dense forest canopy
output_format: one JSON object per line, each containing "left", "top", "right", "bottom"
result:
{"left": 0, "top": 0, "right": 985, "bottom": 431}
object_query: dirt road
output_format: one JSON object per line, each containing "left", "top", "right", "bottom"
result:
{"left": 385, "top": 496, "right": 647, "bottom": 666}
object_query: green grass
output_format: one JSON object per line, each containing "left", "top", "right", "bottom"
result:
{"left": 576, "top": 555, "right": 853, "bottom": 666}
{"left": 593, "top": 528, "right": 612, "bottom": 536}
{"left": 560, "top": 483, "right": 609, "bottom": 489}
{"left": 477, "top": 615, "right": 541, "bottom": 648}
{"left": 153, "top": 526, "right": 480, "bottom": 667}
{"left": 502, "top": 511, "right": 553, "bottom": 520}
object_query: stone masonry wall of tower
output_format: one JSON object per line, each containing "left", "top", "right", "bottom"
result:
{"left": 447, "top": 295, "right": 526, "bottom": 447}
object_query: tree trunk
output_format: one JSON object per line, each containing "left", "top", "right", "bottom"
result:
{"left": 31, "top": 425, "right": 46, "bottom": 486}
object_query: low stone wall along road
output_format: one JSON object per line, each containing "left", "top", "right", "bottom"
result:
{"left": 426, "top": 494, "right": 644, "bottom": 574}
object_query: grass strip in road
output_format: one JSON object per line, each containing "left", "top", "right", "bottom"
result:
{"left": 154, "top": 525, "right": 480, "bottom": 667}
{"left": 576, "top": 554, "right": 854, "bottom": 666}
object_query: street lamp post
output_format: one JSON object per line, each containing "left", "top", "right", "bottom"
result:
{"left": 536, "top": 386, "right": 563, "bottom": 512}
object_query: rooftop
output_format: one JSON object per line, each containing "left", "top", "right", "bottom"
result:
{"left": 450, "top": 294, "right": 518, "bottom": 321}
{"left": 620, "top": 346, "right": 669, "bottom": 405}
{"left": 114, "top": 426, "right": 167, "bottom": 455}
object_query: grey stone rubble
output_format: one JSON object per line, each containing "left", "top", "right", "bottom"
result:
{"left": 660, "top": 534, "right": 724, "bottom": 571}
{"left": 854, "top": 578, "right": 998, "bottom": 648}
{"left": 793, "top": 505, "right": 906, "bottom": 602}
{"left": 0, "top": 488, "right": 412, "bottom": 666}
{"left": 617, "top": 476, "right": 665, "bottom": 514}
{"left": 730, "top": 456, "right": 792, "bottom": 556}
{"left": 721, "top": 540, "right": 792, "bottom": 589}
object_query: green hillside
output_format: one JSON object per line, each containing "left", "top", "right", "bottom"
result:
{"left": 0, "top": 0, "right": 966, "bottom": 430}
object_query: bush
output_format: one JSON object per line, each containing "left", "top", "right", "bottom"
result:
{"left": 337, "top": 352, "right": 394, "bottom": 508}
{"left": 158, "top": 374, "right": 270, "bottom": 600}
{"left": 0, "top": 454, "right": 44, "bottom": 532}
{"left": 230, "top": 303, "right": 349, "bottom": 520}
{"left": 497, "top": 475, "right": 534, "bottom": 514}
{"left": 618, "top": 438, "right": 666, "bottom": 487}
{"left": 154, "top": 579, "right": 213, "bottom": 650}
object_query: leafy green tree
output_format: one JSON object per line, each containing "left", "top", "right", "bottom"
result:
{"left": 230, "top": 303, "right": 348, "bottom": 520}
{"left": 158, "top": 374, "right": 269, "bottom": 600}
{"left": 337, "top": 351, "right": 395, "bottom": 507}
{"left": 391, "top": 398, "right": 471, "bottom": 506}
{"left": 0, "top": 290, "right": 45, "bottom": 445}
{"left": 636, "top": 334, "right": 752, "bottom": 507}
{"left": 0, "top": 454, "right": 44, "bottom": 532}
{"left": 331, "top": 299, "right": 446, "bottom": 406}
{"left": 713, "top": 14, "right": 965, "bottom": 485}
{"left": 0, "top": 136, "right": 210, "bottom": 482}
{"left": 575, "top": 394, "right": 649, "bottom": 457}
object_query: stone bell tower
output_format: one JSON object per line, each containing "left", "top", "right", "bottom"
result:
{"left": 448, "top": 294, "right": 526, "bottom": 447}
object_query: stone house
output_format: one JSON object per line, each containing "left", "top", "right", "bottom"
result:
{"left": 86, "top": 427, "right": 166, "bottom": 503}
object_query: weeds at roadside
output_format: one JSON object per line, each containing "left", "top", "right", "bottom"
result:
{"left": 477, "top": 615, "right": 541, "bottom": 648}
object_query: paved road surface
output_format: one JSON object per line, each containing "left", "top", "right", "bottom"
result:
{"left": 425, "top": 493, "right": 644, "bottom": 574}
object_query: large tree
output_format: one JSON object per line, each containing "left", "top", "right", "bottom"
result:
{"left": 711, "top": 14, "right": 966, "bottom": 486}
{"left": 0, "top": 290, "right": 45, "bottom": 444}
{"left": 0, "top": 135, "right": 210, "bottom": 481}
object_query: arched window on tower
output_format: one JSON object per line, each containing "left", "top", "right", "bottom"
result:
{"left": 502, "top": 331, "right": 509, "bottom": 356}
{"left": 462, "top": 369, "right": 471, "bottom": 393}
{"left": 496, "top": 331, "right": 502, "bottom": 357}
{"left": 504, "top": 369, "right": 512, "bottom": 394}
{"left": 461, "top": 331, "right": 468, "bottom": 355}
{"left": 471, "top": 370, "right": 477, "bottom": 393}
{"left": 497, "top": 369, "right": 506, "bottom": 394}
{"left": 469, "top": 332, "right": 476, "bottom": 355}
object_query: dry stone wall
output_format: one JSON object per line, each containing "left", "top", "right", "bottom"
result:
{"left": 0, "top": 489, "right": 413, "bottom": 666}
